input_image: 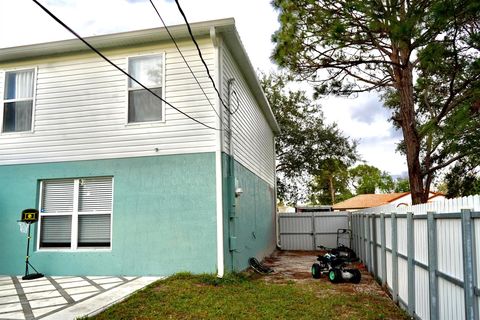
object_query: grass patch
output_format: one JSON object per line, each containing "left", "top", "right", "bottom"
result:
{"left": 91, "top": 273, "right": 408, "bottom": 320}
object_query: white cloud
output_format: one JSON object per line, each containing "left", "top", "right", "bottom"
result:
{"left": 357, "top": 136, "right": 407, "bottom": 175}
{"left": 321, "top": 93, "right": 407, "bottom": 175}
{"left": 322, "top": 93, "right": 391, "bottom": 139}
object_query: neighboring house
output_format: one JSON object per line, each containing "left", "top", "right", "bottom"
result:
{"left": 0, "top": 18, "right": 280, "bottom": 276}
{"left": 295, "top": 206, "right": 332, "bottom": 213}
{"left": 332, "top": 192, "right": 445, "bottom": 211}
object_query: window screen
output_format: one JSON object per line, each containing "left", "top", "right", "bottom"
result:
{"left": 3, "top": 69, "right": 35, "bottom": 132}
{"left": 128, "top": 55, "right": 163, "bottom": 123}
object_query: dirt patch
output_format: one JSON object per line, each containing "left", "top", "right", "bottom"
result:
{"left": 258, "top": 250, "right": 390, "bottom": 297}
{"left": 153, "top": 284, "right": 168, "bottom": 292}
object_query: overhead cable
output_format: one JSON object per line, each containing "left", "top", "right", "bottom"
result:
{"left": 32, "top": 0, "right": 220, "bottom": 131}
{"left": 149, "top": 0, "right": 223, "bottom": 121}
{"left": 174, "top": 0, "right": 236, "bottom": 115}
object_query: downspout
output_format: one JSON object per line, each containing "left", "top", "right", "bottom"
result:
{"left": 211, "top": 26, "right": 224, "bottom": 278}
{"left": 274, "top": 135, "right": 281, "bottom": 248}
{"left": 226, "top": 78, "right": 237, "bottom": 271}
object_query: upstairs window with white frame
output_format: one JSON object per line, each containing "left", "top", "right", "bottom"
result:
{"left": 39, "top": 177, "right": 113, "bottom": 250}
{"left": 3, "top": 69, "right": 35, "bottom": 133}
{"left": 128, "top": 54, "right": 164, "bottom": 123}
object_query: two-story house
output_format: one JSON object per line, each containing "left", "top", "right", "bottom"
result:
{"left": 0, "top": 18, "right": 279, "bottom": 276}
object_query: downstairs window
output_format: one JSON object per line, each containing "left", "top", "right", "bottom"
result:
{"left": 39, "top": 177, "right": 113, "bottom": 250}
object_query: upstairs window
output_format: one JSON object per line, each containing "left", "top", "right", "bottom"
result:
{"left": 128, "top": 54, "right": 164, "bottom": 123}
{"left": 3, "top": 69, "right": 35, "bottom": 133}
{"left": 39, "top": 177, "right": 113, "bottom": 250}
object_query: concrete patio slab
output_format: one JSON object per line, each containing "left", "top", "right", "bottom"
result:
{"left": 0, "top": 275, "right": 162, "bottom": 320}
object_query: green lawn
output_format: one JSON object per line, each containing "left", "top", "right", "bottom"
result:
{"left": 90, "top": 273, "right": 408, "bottom": 320}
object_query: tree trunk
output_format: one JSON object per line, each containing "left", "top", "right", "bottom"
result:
{"left": 395, "top": 63, "right": 427, "bottom": 204}
{"left": 329, "top": 176, "right": 335, "bottom": 205}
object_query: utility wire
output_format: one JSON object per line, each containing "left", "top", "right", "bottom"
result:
{"left": 148, "top": 0, "right": 222, "bottom": 121}
{"left": 32, "top": 0, "right": 220, "bottom": 131}
{"left": 174, "top": 0, "right": 236, "bottom": 115}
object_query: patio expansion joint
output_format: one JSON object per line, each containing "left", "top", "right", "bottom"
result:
{"left": 46, "top": 277, "right": 75, "bottom": 304}
{"left": 81, "top": 277, "right": 105, "bottom": 292}
{"left": 11, "top": 276, "right": 35, "bottom": 320}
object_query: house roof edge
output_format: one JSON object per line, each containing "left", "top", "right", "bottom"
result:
{"left": 215, "top": 24, "right": 280, "bottom": 134}
{"left": 0, "top": 18, "right": 235, "bottom": 63}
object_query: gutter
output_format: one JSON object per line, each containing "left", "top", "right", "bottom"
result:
{"left": 0, "top": 18, "right": 235, "bottom": 64}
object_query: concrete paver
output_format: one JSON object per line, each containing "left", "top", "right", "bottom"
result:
{"left": 0, "top": 275, "right": 162, "bottom": 320}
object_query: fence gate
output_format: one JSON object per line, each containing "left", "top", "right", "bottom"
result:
{"left": 278, "top": 212, "right": 350, "bottom": 250}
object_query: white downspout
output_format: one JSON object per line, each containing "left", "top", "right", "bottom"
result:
{"left": 274, "top": 135, "right": 281, "bottom": 248}
{"left": 211, "top": 26, "right": 224, "bottom": 278}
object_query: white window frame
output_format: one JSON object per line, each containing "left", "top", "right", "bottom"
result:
{"left": 125, "top": 53, "right": 166, "bottom": 126}
{"left": 36, "top": 177, "right": 114, "bottom": 252}
{"left": 0, "top": 67, "right": 37, "bottom": 135}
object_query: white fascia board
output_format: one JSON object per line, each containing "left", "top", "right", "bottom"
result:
{"left": 0, "top": 18, "right": 235, "bottom": 64}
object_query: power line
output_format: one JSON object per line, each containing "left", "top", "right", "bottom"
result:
{"left": 32, "top": 0, "right": 220, "bottom": 131}
{"left": 174, "top": 0, "right": 235, "bottom": 115}
{"left": 148, "top": 0, "right": 222, "bottom": 121}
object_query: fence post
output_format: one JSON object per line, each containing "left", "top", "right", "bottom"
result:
{"left": 311, "top": 212, "right": 316, "bottom": 251}
{"left": 392, "top": 212, "right": 398, "bottom": 303}
{"left": 348, "top": 211, "right": 353, "bottom": 248}
{"left": 352, "top": 214, "right": 356, "bottom": 252}
{"left": 353, "top": 214, "right": 360, "bottom": 253}
{"left": 355, "top": 215, "right": 359, "bottom": 256}
{"left": 366, "top": 214, "right": 372, "bottom": 272}
{"left": 363, "top": 214, "right": 368, "bottom": 262}
{"left": 461, "top": 209, "right": 476, "bottom": 320}
{"left": 380, "top": 212, "right": 387, "bottom": 286}
{"left": 364, "top": 214, "right": 368, "bottom": 261}
{"left": 427, "top": 211, "right": 438, "bottom": 320}
{"left": 358, "top": 214, "right": 362, "bottom": 260}
{"left": 372, "top": 214, "right": 378, "bottom": 276}
{"left": 360, "top": 213, "right": 365, "bottom": 264}
{"left": 407, "top": 212, "right": 415, "bottom": 316}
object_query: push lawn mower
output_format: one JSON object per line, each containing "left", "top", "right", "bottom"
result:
{"left": 311, "top": 246, "right": 361, "bottom": 284}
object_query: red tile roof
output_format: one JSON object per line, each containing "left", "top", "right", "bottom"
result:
{"left": 332, "top": 193, "right": 410, "bottom": 210}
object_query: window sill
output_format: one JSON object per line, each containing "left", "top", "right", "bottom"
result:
{"left": 36, "top": 248, "right": 112, "bottom": 253}
{"left": 125, "top": 120, "right": 166, "bottom": 127}
{"left": 0, "top": 130, "right": 34, "bottom": 137}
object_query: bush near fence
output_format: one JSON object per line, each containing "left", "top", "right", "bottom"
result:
{"left": 352, "top": 195, "right": 480, "bottom": 320}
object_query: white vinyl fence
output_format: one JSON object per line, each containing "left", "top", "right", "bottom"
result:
{"left": 278, "top": 212, "right": 350, "bottom": 250}
{"left": 352, "top": 195, "right": 480, "bottom": 320}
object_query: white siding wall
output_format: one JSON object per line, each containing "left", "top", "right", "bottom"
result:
{"left": 0, "top": 39, "right": 218, "bottom": 165}
{"left": 221, "top": 45, "right": 275, "bottom": 187}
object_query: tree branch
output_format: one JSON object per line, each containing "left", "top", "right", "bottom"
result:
{"left": 425, "top": 152, "right": 471, "bottom": 175}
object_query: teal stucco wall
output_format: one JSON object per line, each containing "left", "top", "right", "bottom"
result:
{"left": 0, "top": 153, "right": 217, "bottom": 276}
{"left": 222, "top": 153, "right": 276, "bottom": 272}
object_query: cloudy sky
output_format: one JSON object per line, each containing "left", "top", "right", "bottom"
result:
{"left": 0, "top": 0, "right": 407, "bottom": 176}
